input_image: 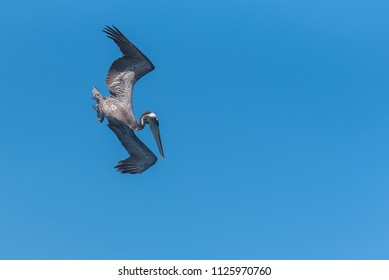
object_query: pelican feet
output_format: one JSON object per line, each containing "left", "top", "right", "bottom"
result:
{"left": 92, "top": 105, "right": 105, "bottom": 123}
{"left": 92, "top": 87, "right": 103, "bottom": 102}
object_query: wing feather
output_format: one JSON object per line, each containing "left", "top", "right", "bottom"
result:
{"left": 103, "top": 26, "right": 155, "bottom": 102}
{"left": 108, "top": 122, "right": 157, "bottom": 174}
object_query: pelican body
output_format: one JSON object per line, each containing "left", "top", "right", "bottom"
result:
{"left": 92, "top": 26, "right": 164, "bottom": 174}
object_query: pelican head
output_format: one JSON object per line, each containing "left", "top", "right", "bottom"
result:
{"left": 141, "top": 112, "right": 164, "bottom": 159}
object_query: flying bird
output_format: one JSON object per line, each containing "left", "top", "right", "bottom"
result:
{"left": 92, "top": 26, "right": 164, "bottom": 174}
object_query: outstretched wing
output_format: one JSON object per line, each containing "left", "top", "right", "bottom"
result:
{"left": 103, "top": 26, "right": 155, "bottom": 102}
{"left": 108, "top": 122, "right": 157, "bottom": 174}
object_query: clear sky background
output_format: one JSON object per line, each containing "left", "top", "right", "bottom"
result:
{"left": 0, "top": 0, "right": 388, "bottom": 259}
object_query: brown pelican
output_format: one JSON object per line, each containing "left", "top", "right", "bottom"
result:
{"left": 92, "top": 26, "right": 164, "bottom": 174}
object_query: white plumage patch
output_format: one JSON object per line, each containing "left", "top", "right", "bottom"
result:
{"left": 147, "top": 112, "right": 157, "bottom": 118}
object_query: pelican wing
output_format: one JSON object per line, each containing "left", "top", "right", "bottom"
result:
{"left": 108, "top": 122, "right": 157, "bottom": 174}
{"left": 103, "top": 26, "right": 155, "bottom": 101}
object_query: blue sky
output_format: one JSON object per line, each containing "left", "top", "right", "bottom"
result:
{"left": 0, "top": 0, "right": 388, "bottom": 259}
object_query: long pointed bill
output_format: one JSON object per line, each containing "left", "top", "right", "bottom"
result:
{"left": 149, "top": 119, "right": 164, "bottom": 159}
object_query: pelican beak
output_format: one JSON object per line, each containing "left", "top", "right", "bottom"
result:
{"left": 149, "top": 119, "right": 164, "bottom": 159}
